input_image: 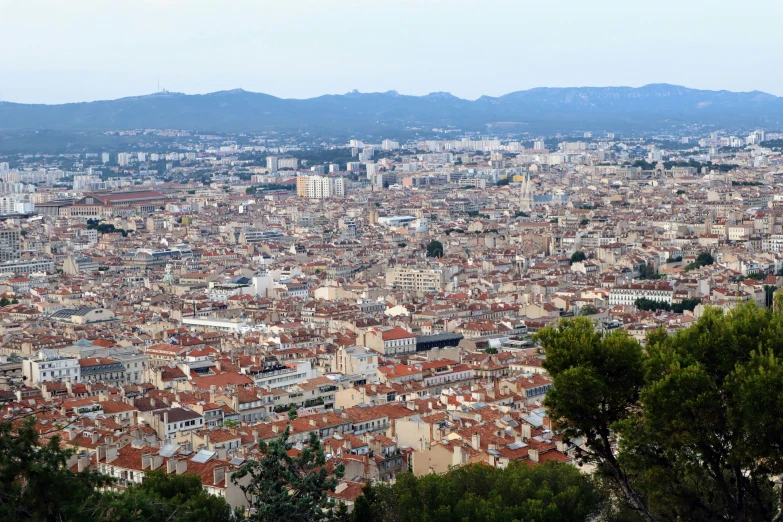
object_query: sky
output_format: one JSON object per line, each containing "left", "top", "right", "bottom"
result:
{"left": 1, "top": 0, "right": 782, "bottom": 104}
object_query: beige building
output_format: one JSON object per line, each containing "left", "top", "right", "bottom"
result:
{"left": 386, "top": 266, "right": 446, "bottom": 293}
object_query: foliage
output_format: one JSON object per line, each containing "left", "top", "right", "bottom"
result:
{"left": 484, "top": 347, "right": 498, "bottom": 354}
{"left": 426, "top": 240, "right": 443, "bottom": 258}
{"left": 0, "top": 418, "right": 110, "bottom": 522}
{"left": 232, "top": 425, "right": 344, "bottom": 522}
{"left": 683, "top": 251, "right": 714, "bottom": 272}
{"left": 86, "top": 219, "right": 128, "bottom": 237}
{"left": 579, "top": 305, "right": 599, "bottom": 316}
{"left": 351, "top": 462, "right": 601, "bottom": 522}
{"left": 96, "top": 471, "right": 238, "bottom": 522}
{"left": 671, "top": 298, "right": 701, "bottom": 313}
{"left": 496, "top": 177, "right": 510, "bottom": 186}
{"left": 637, "top": 263, "right": 658, "bottom": 280}
{"left": 536, "top": 303, "right": 783, "bottom": 521}
{"left": 580, "top": 218, "right": 590, "bottom": 226}
{"left": 514, "top": 210, "right": 530, "bottom": 218}
{"left": 570, "top": 251, "right": 587, "bottom": 264}
{"left": 634, "top": 298, "right": 671, "bottom": 312}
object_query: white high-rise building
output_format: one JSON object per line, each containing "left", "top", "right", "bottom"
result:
{"left": 266, "top": 156, "right": 279, "bottom": 172}
{"left": 296, "top": 175, "right": 345, "bottom": 199}
{"left": 117, "top": 153, "right": 131, "bottom": 166}
{"left": 533, "top": 140, "right": 545, "bottom": 150}
{"left": 137, "top": 152, "right": 147, "bottom": 162}
{"left": 382, "top": 139, "right": 399, "bottom": 151}
{"left": 101, "top": 153, "right": 110, "bottom": 164}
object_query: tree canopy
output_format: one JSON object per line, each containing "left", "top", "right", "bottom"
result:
{"left": 426, "top": 240, "right": 443, "bottom": 258}
{"left": 351, "top": 462, "right": 601, "bottom": 522}
{"left": 570, "top": 251, "right": 587, "bottom": 264}
{"left": 231, "top": 425, "right": 345, "bottom": 522}
{"left": 684, "top": 251, "right": 714, "bottom": 272}
{"left": 0, "top": 418, "right": 109, "bottom": 521}
{"left": 536, "top": 303, "right": 783, "bottom": 521}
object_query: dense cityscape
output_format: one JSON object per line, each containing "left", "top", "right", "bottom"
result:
{"left": 0, "top": 124, "right": 782, "bottom": 520}
{"left": 4, "top": 0, "right": 783, "bottom": 520}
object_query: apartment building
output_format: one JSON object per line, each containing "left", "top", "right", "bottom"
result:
{"left": 386, "top": 266, "right": 446, "bottom": 293}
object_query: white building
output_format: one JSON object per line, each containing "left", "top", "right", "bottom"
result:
{"left": 608, "top": 282, "right": 674, "bottom": 306}
{"left": 23, "top": 349, "right": 81, "bottom": 385}
{"left": 117, "top": 153, "right": 131, "bottom": 166}
{"left": 297, "top": 175, "right": 345, "bottom": 199}
{"left": 250, "top": 360, "right": 317, "bottom": 389}
{"left": 182, "top": 317, "right": 248, "bottom": 333}
{"left": 0, "top": 196, "right": 34, "bottom": 215}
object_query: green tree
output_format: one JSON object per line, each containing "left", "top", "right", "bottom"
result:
{"left": 426, "top": 240, "right": 443, "bottom": 258}
{"left": 671, "top": 298, "right": 701, "bottom": 313}
{"left": 0, "top": 418, "right": 110, "bottom": 521}
{"left": 232, "top": 425, "right": 344, "bottom": 522}
{"left": 96, "top": 470, "right": 238, "bottom": 522}
{"left": 580, "top": 218, "right": 590, "bottom": 226}
{"left": 535, "top": 318, "right": 653, "bottom": 520}
{"left": 353, "top": 462, "right": 601, "bottom": 522}
{"left": 579, "top": 304, "right": 599, "bottom": 316}
{"left": 536, "top": 304, "right": 783, "bottom": 521}
{"left": 764, "top": 285, "right": 777, "bottom": 308}
{"left": 496, "top": 177, "right": 510, "bottom": 186}
{"left": 484, "top": 347, "right": 498, "bottom": 354}
{"left": 684, "top": 251, "right": 715, "bottom": 272}
{"left": 570, "top": 251, "right": 587, "bottom": 264}
{"left": 638, "top": 263, "right": 660, "bottom": 280}
{"left": 634, "top": 298, "right": 671, "bottom": 312}
{"left": 0, "top": 298, "right": 9, "bottom": 307}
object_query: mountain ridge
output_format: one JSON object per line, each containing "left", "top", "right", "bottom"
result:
{"left": 1, "top": 84, "right": 782, "bottom": 135}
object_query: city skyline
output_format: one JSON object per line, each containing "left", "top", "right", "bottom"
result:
{"left": 1, "top": 0, "right": 782, "bottom": 103}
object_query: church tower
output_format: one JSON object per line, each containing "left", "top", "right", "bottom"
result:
{"left": 520, "top": 172, "right": 534, "bottom": 213}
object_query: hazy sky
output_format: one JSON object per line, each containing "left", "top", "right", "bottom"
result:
{"left": 1, "top": 0, "right": 782, "bottom": 104}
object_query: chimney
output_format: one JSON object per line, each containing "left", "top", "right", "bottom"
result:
{"left": 68, "top": 429, "right": 78, "bottom": 441}
{"left": 77, "top": 455, "right": 91, "bottom": 472}
{"left": 520, "top": 423, "right": 531, "bottom": 441}
{"left": 555, "top": 440, "right": 566, "bottom": 453}
{"left": 142, "top": 454, "right": 151, "bottom": 470}
{"left": 272, "top": 425, "right": 280, "bottom": 434}
{"left": 97, "top": 445, "right": 107, "bottom": 462}
{"left": 150, "top": 454, "right": 163, "bottom": 470}
{"left": 176, "top": 458, "right": 187, "bottom": 474}
{"left": 528, "top": 448, "right": 539, "bottom": 463}
{"left": 251, "top": 429, "right": 258, "bottom": 440}
{"left": 91, "top": 432, "right": 100, "bottom": 444}
{"left": 309, "top": 419, "right": 317, "bottom": 427}
{"left": 106, "top": 445, "right": 119, "bottom": 464}
{"left": 213, "top": 466, "right": 225, "bottom": 485}
{"left": 471, "top": 433, "right": 480, "bottom": 451}
{"left": 167, "top": 458, "right": 178, "bottom": 474}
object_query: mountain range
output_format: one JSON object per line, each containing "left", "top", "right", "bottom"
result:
{"left": 1, "top": 84, "right": 782, "bottom": 136}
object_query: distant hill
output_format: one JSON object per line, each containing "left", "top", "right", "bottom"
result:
{"left": 2, "top": 84, "right": 782, "bottom": 135}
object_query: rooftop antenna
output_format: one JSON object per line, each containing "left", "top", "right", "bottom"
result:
{"left": 157, "top": 77, "right": 160, "bottom": 93}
